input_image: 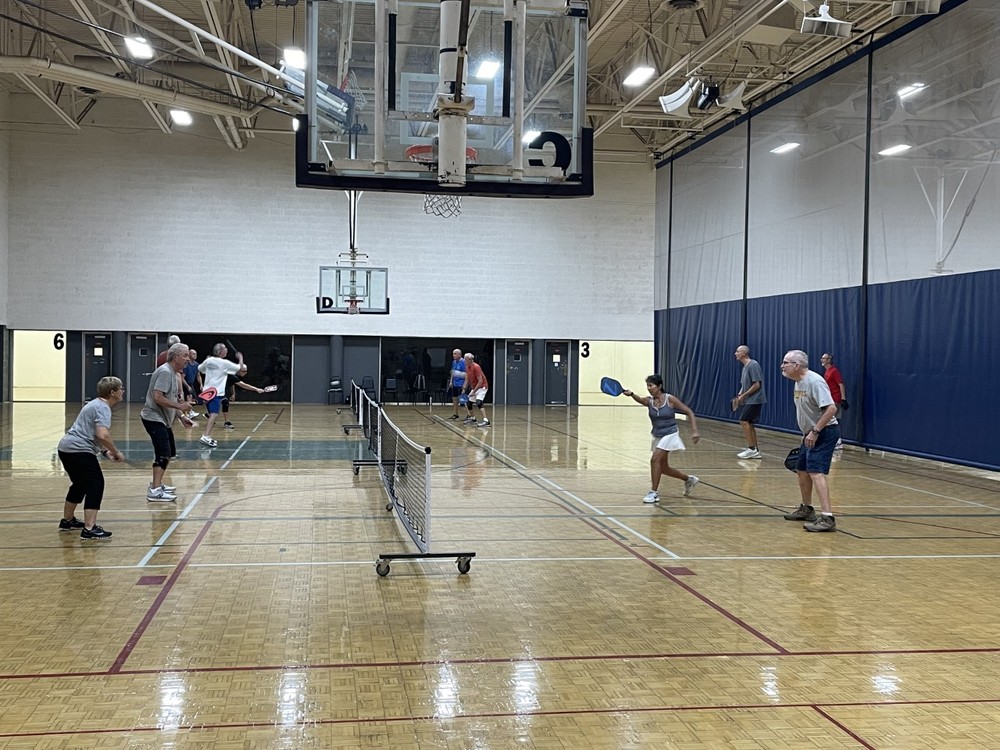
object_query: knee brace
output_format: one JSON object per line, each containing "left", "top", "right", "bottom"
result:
{"left": 221, "top": 397, "right": 230, "bottom": 411}
{"left": 474, "top": 399, "right": 484, "bottom": 409}
{"left": 153, "top": 455, "right": 170, "bottom": 470}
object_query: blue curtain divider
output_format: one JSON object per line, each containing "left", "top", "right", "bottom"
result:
{"left": 660, "top": 270, "right": 1000, "bottom": 470}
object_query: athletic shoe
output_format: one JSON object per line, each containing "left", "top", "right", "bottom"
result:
{"left": 643, "top": 490, "right": 659, "bottom": 504}
{"left": 58, "top": 516, "right": 85, "bottom": 532}
{"left": 223, "top": 421, "right": 235, "bottom": 430}
{"left": 477, "top": 419, "right": 491, "bottom": 427}
{"left": 737, "top": 448, "right": 762, "bottom": 459}
{"left": 147, "top": 486, "right": 177, "bottom": 502}
{"left": 156, "top": 483, "right": 176, "bottom": 493}
{"left": 449, "top": 414, "right": 460, "bottom": 420}
{"left": 783, "top": 504, "right": 817, "bottom": 521}
{"left": 804, "top": 514, "right": 837, "bottom": 532}
{"left": 80, "top": 525, "right": 112, "bottom": 540}
{"left": 683, "top": 476, "right": 700, "bottom": 497}
{"left": 199, "top": 435, "right": 217, "bottom": 447}
{"left": 462, "top": 416, "right": 476, "bottom": 424}
{"left": 186, "top": 411, "right": 200, "bottom": 419}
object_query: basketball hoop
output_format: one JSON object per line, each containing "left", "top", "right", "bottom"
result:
{"left": 405, "top": 145, "right": 477, "bottom": 218}
{"left": 347, "top": 299, "right": 360, "bottom": 315}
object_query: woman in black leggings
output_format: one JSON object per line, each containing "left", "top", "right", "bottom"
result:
{"left": 57, "top": 376, "right": 125, "bottom": 540}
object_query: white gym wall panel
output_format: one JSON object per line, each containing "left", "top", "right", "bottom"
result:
{"left": 7, "top": 98, "right": 655, "bottom": 341}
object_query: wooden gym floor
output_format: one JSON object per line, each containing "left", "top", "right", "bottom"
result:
{"left": 0, "top": 401, "right": 998, "bottom": 749}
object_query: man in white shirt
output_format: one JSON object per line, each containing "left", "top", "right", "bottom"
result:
{"left": 197, "top": 342, "right": 244, "bottom": 447}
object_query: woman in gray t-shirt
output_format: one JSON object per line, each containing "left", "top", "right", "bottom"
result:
{"left": 56, "top": 377, "right": 125, "bottom": 540}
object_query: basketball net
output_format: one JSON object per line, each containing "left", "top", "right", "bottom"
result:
{"left": 423, "top": 193, "right": 462, "bottom": 218}
{"left": 347, "top": 299, "right": 360, "bottom": 315}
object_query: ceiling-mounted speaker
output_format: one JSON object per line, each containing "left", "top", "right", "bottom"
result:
{"left": 800, "top": 3, "right": 852, "bottom": 39}
{"left": 717, "top": 81, "right": 747, "bottom": 112}
{"left": 890, "top": 0, "right": 942, "bottom": 16}
{"left": 658, "top": 78, "right": 701, "bottom": 118}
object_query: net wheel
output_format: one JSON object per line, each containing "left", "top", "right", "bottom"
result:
{"left": 352, "top": 466, "right": 360, "bottom": 476}
{"left": 376, "top": 561, "right": 390, "bottom": 577}
{"left": 385, "top": 502, "right": 393, "bottom": 512}
{"left": 457, "top": 557, "right": 471, "bottom": 575}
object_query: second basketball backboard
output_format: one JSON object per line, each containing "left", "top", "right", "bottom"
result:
{"left": 294, "top": 0, "right": 593, "bottom": 199}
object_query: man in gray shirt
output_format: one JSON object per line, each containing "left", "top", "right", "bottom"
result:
{"left": 779, "top": 349, "right": 841, "bottom": 532}
{"left": 733, "top": 345, "right": 766, "bottom": 459}
{"left": 140, "top": 342, "right": 193, "bottom": 501}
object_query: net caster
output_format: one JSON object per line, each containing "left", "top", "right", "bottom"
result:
{"left": 376, "top": 561, "right": 390, "bottom": 577}
{"left": 457, "top": 557, "right": 472, "bottom": 575}
{"left": 352, "top": 466, "right": 360, "bottom": 476}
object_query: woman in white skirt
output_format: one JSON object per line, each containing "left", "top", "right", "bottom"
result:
{"left": 623, "top": 374, "right": 701, "bottom": 504}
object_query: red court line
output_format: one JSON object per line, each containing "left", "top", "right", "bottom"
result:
{"left": 813, "top": 705, "right": 877, "bottom": 750}
{"left": 559, "top": 501, "right": 789, "bottom": 653}
{"left": 5, "top": 645, "right": 1000, "bottom": 683}
{"left": 2, "top": 697, "right": 999, "bottom": 740}
{"left": 107, "top": 501, "right": 238, "bottom": 673}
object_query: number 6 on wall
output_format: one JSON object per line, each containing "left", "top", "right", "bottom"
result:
{"left": 53, "top": 333, "right": 65, "bottom": 350}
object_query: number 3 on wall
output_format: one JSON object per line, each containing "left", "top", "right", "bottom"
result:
{"left": 53, "top": 333, "right": 65, "bottom": 350}
{"left": 581, "top": 342, "right": 590, "bottom": 358}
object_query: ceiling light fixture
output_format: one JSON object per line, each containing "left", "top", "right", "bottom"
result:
{"left": 623, "top": 66, "right": 656, "bottom": 87}
{"left": 475, "top": 60, "right": 501, "bottom": 79}
{"left": 169, "top": 109, "right": 193, "bottom": 126}
{"left": 770, "top": 142, "right": 800, "bottom": 154}
{"left": 283, "top": 47, "right": 307, "bottom": 70}
{"left": 878, "top": 144, "right": 911, "bottom": 156}
{"left": 124, "top": 36, "right": 154, "bottom": 60}
{"left": 897, "top": 82, "right": 926, "bottom": 100}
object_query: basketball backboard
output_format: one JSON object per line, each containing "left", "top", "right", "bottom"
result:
{"left": 316, "top": 266, "right": 390, "bottom": 315}
{"left": 294, "top": 0, "right": 593, "bottom": 199}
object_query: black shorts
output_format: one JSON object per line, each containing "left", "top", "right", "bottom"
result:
{"left": 141, "top": 418, "right": 176, "bottom": 460}
{"left": 447, "top": 385, "right": 465, "bottom": 399}
{"left": 58, "top": 450, "right": 105, "bottom": 510}
{"left": 739, "top": 403, "right": 762, "bottom": 423}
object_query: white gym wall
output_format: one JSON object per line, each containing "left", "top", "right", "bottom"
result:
{"left": 6, "top": 98, "right": 654, "bottom": 341}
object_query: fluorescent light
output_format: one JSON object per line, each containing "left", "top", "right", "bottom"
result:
{"left": 878, "top": 143, "right": 911, "bottom": 156}
{"left": 291, "top": 117, "right": 300, "bottom": 132}
{"left": 124, "top": 35, "right": 154, "bottom": 60}
{"left": 475, "top": 60, "right": 501, "bottom": 79}
{"left": 897, "top": 82, "right": 926, "bottom": 100}
{"left": 283, "top": 47, "right": 307, "bottom": 70}
{"left": 770, "top": 142, "right": 800, "bottom": 154}
{"left": 623, "top": 66, "right": 656, "bottom": 87}
{"left": 169, "top": 109, "right": 193, "bottom": 126}
{"left": 522, "top": 130, "right": 541, "bottom": 144}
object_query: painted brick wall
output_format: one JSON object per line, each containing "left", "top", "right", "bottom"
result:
{"left": 7, "top": 98, "right": 653, "bottom": 339}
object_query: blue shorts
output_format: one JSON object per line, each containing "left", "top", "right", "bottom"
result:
{"left": 796, "top": 424, "right": 841, "bottom": 475}
{"left": 205, "top": 396, "right": 223, "bottom": 414}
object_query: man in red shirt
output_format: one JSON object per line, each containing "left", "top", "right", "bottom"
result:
{"left": 462, "top": 353, "right": 490, "bottom": 427}
{"left": 820, "top": 353, "right": 846, "bottom": 447}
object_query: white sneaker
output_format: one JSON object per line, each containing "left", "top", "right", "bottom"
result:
{"left": 199, "top": 435, "right": 217, "bottom": 447}
{"left": 477, "top": 419, "right": 491, "bottom": 427}
{"left": 737, "top": 448, "right": 762, "bottom": 459}
{"left": 186, "top": 411, "right": 200, "bottom": 419}
{"left": 643, "top": 491, "right": 659, "bottom": 504}
{"left": 683, "top": 476, "right": 700, "bottom": 497}
{"left": 147, "top": 486, "right": 177, "bottom": 502}
{"left": 462, "top": 416, "right": 476, "bottom": 424}
{"left": 158, "top": 483, "right": 176, "bottom": 492}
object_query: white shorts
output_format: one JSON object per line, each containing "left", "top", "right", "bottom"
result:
{"left": 651, "top": 432, "right": 685, "bottom": 452}
{"left": 468, "top": 387, "right": 488, "bottom": 403}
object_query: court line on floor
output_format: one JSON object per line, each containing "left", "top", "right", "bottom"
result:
{"left": 858, "top": 475, "right": 1000, "bottom": 510}
{"left": 2, "top": 695, "right": 998, "bottom": 740}
{"left": 134, "top": 416, "right": 267, "bottom": 568}
{"left": 5, "top": 551, "right": 1000, "bottom": 573}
